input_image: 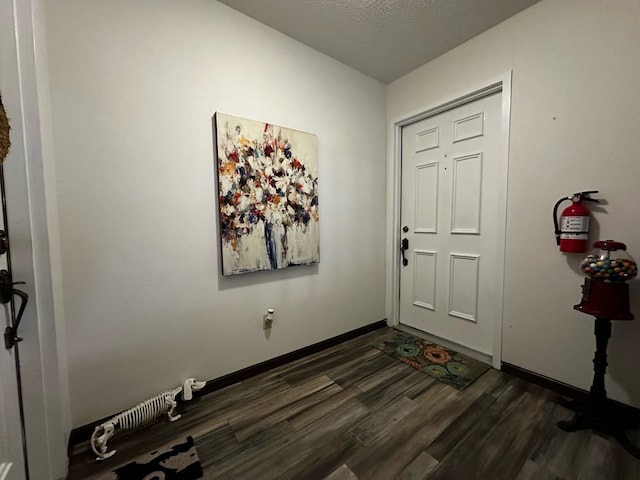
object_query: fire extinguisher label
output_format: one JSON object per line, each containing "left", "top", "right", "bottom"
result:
{"left": 560, "top": 216, "right": 589, "bottom": 239}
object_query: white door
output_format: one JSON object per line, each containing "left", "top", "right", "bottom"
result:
{"left": 0, "top": 211, "right": 26, "bottom": 479}
{"left": 0, "top": 0, "right": 28, "bottom": 477}
{"left": 0, "top": 307, "right": 27, "bottom": 480}
{"left": 399, "top": 91, "right": 505, "bottom": 358}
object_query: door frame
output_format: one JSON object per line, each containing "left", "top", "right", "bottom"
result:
{"left": 1, "top": 0, "right": 70, "bottom": 478}
{"left": 387, "top": 73, "right": 512, "bottom": 369}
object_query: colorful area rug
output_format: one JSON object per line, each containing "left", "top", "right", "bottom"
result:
{"left": 374, "top": 332, "right": 491, "bottom": 390}
{"left": 95, "top": 435, "right": 203, "bottom": 480}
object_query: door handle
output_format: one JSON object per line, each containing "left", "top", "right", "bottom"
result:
{"left": 400, "top": 237, "right": 409, "bottom": 267}
{"left": 1, "top": 269, "right": 28, "bottom": 349}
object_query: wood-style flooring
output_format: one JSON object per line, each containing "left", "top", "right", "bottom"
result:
{"left": 67, "top": 327, "right": 640, "bottom": 479}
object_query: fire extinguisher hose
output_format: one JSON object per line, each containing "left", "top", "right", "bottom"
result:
{"left": 553, "top": 196, "right": 570, "bottom": 245}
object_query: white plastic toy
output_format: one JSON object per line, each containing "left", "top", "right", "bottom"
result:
{"left": 90, "top": 377, "right": 206, "bottom": 461}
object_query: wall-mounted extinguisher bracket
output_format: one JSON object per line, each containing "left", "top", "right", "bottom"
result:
{"left": 553, "top": 190, "right": 600, "bottom": 253}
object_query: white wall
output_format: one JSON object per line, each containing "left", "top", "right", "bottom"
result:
{"left": 388, "top": 0, "right": 640, "bottom": 407}
{"left": 44, "top": 0, "right": 387, "bottom": 427}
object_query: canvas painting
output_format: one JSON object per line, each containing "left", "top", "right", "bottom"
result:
{"left": 214, "top": 113, "right": 319, "bottom": 276}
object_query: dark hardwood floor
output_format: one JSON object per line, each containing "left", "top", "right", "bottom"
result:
{"left": 67, "top": 327, "right": 640, "bottom": 479}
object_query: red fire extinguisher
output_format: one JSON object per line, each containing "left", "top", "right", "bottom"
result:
{"left": 553, "top": 191, "right": 599, "bottom": 253}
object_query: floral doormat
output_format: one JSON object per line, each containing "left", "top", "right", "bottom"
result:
{"left": 374, "top": 332, "right": 491, "bottom": 390}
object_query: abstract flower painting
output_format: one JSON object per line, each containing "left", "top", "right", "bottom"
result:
{"left": 214, "top": 113, "right": 319, "bottom": 276}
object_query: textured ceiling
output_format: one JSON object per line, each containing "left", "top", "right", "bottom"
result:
{"left": 218, "top": 0, "right": 540, "bottom": 84}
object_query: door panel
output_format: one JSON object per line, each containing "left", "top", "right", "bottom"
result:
{"left": 399, "top": 92, "right": 503, "bottom": 356}
{"left": 0, "top": 221, "right": 26, "bottom": 479}
{"left": 0, "top": 345, "right": 26, "bottom": 480}
{"left": 0, "top": 0, "right": 28, "bottom": 477}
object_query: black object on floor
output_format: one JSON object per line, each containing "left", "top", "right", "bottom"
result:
{"left": 96, "top": 435, "right": 203, "bottom": 480}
